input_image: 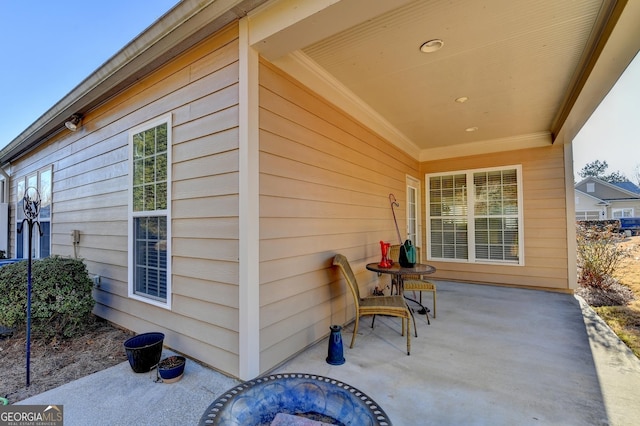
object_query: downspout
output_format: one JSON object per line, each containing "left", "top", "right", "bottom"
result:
{"left": 0, "top": 165, "right": 10, "bottom": 258}
{"left": 0, "top": 165, "right": 9, "bottom": 203}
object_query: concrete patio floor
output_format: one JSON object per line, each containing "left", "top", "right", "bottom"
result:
{"left": 18, "top": 281, "right": 640, "bottom": 425}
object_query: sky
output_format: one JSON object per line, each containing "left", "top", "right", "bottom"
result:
{"left": 0, "top": 1, "right": 179, "bottom": 144}
{"left": 0, "top": 2, "right": 638, "bottom": 184}
{"left": 572, "top": 52, "right": 640, "bottom": 183}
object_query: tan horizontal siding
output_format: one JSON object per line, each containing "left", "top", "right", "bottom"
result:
{"left": 173, "top": 128, "right": 239, "bottom": 163}
{"left": 172, "top": 275, "right": 238, "bottom": 306}
{"left": 258, "top": 58, "right": 419, "bottom": 372}
{"left": 259, "top": 97, "right": 410, "bottom": 181}
{"left": 92, "top": 298, "right": 239, "bottom": 371}
{"left": 173, "top": 173, "right": 239, "bottom": 201}
{"left": 53, "top": 205, "right": 127, "bottom": 223}
{"left": 53, "top": 192, "right": 125, "bottom": 214}
{"left": 172, "top": 294, "right": 238, "bottom": 332}
{"left": 8, "top": 23, "right": 242, "bottom": 376}
{"left": 173, "top": 194, "right": 239, "bottom": 218}
{"left": 173, "top": 238, "right": 238, "bottom": 262}
{"left": 54, "top": 178, "right": 128, "bottom": 203}
{"left": 174, "top": 149, "right": 239, "bottom": 183}
{"left": 421, "top": 144, "right": 570, "bottom": 290}
{"left": 172, "top": 217, "right": 239, "bottom": 239}
{"left": 172, "top": 257, "right": 239, "bottom": 286}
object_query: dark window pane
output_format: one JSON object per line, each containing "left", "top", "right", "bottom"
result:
{"left": 133, "top": 216, "right": 167, "bottom": 302}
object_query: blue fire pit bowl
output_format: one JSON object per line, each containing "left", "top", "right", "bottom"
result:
{"left": 199, "top": 373, "right": 391, "bottom": 425}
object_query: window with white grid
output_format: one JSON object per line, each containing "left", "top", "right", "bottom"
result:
{"left": 427, "top": 166, "right": 523, "bottom": 265}
{"left": 128, "top": 115, "right": 171, "bottom": 307}
{"left": 612, "top": 208, "right": 633, "bottom": 218}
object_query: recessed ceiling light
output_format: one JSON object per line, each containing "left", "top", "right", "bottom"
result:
{"left": 420, "top": 39, "right": 444, "bottom": 53}
{"left": 465, "top": 127, "right": 478, "bottom": 132}
{"left": 455, "top": 96, "right": 469, "bottom": 103}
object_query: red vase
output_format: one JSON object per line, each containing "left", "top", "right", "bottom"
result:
{"left": 379, "top": 241, "right": 392, "bottom": 268}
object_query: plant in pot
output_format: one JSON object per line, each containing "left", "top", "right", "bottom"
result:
{"left": 158, "top": 355, "right": 186, "bottom": 383}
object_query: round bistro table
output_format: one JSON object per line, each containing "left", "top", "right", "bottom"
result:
{"left": 366, "top": 262, "right": 436, "bottom": 323}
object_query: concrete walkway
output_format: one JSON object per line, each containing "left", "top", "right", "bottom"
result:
{"left": 17, "top": 281, "right": 640, "bottom": 425}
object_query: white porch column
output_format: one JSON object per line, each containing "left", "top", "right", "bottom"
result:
{"left": 238, "top": 17, "right": 260, "bottom": 380}
{"left": 564, "top": 142, "right": 578, "bottom": 290}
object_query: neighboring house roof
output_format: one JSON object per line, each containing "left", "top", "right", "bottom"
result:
{"left": 612, "top": 181, "right": 640, "bottom": 195}
{"left": 575, "top": 176, "right": 640, "bottom": 201}
{"left": 1, "top": 0, "right": 639, "bottom": 165}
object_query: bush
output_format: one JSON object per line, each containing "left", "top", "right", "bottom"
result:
{"left": 576, "top": 223, "right": 634, "bottom": 306}
{"left": 0, "top": 256, "right": 95, "bottom": 339}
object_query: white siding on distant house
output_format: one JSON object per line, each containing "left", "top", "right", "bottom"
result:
{"left": 575, "top": 190, "right": 605, "bottom": 220}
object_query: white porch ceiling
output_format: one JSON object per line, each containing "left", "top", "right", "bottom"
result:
{"left": 251, "top": 0, "right": 639, "bottom": 160}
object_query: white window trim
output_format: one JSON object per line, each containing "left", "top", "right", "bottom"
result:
{"left": 425, "top": 165, "right": 525, "bottom": 266}
{"left": 406, "top": 175, "right": 422, "bottom": 251}
{"left": 612, "top": 208, "right": 633, "bottom": 218}
{"left": 127, "top": 114, "right": 172, "bottom": 309}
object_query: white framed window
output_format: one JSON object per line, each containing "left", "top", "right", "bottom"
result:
{"left": 586, "top": 183, "right": 595, "bottom": 193}
{"left": 426, "top": 165, "right": 524, "bottom": 265}
{"left": 15, "top": 166, "right": 52, "bottom": 259}
{"left": 406, "top": 175, "right": 422, "bottom": 251}
{"left": 128, "top": 114, "right": 172, "bottom": 308}
{"left": 612, "top": 208, "right": 633, "bottom": 218}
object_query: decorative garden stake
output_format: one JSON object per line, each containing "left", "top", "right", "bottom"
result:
{"left": 389, "top": 193, "right": 416, "bottom": 267}
{"left": 17, "top": 186, "right": 43, "bottom": 387}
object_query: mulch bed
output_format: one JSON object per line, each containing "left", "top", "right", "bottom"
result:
{"left": 1, "top": 320, "right": 134, "bottom": 403}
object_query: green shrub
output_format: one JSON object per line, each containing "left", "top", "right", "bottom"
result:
{"left": 0, "top": 256, "right": 95, "bottom": 339}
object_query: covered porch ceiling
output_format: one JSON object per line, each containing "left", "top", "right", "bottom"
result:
{"left": 249, "top": 0, "right": 640, "bottom": 161}
{"left": 1, "top": 0, "right": 638, "bottom": 165}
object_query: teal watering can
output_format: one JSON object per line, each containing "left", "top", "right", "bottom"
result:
{"left": 399, "top": 239, "right": 416, "bottom": 268}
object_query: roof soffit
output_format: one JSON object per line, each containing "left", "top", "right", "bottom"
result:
{"left": 0, "top": 0, "right": 269, "bottom": 164}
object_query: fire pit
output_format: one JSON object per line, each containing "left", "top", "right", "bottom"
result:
{"left": 199, "top": 373, "right": 391, "bottom": 425}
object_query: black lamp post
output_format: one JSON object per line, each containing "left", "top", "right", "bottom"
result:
{"left": 17, "top": 186, "right": 43, "bottom": 387}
